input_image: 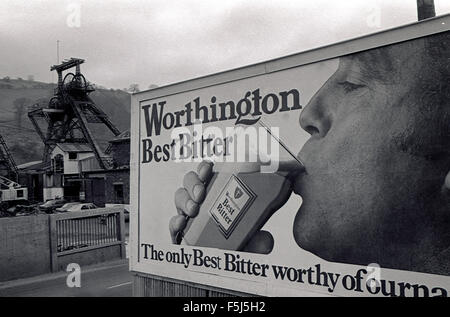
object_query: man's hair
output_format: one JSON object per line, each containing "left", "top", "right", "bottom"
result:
{"left": 355, "top": 31, "right": 449, "bottom": 105}
{"left": 424, "top": 31, "right": 450, "bottom": 105}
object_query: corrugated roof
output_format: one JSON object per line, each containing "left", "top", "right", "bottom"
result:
{"left": 17, "top": 160, "right": 43, "bottom": 170}
{"left": 56, "top": 143, "right": 93, "bottom": 153}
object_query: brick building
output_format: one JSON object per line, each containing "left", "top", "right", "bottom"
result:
{"left": 80, "top": 131, "right": 130, "bottom": 206}
{"left": 17, "top": 161, "right": 44, "bottom": 203}
{"left": 15, "top": 131, "right": 130, "bottom": 206}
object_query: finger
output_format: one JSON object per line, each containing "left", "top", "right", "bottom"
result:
{"left": 197, "top": 160, "right": 214, "bottom": 183}
{"left": 169, "top": 215, "right": 187, "bottom": 244}
{"left": 242, "top": 230, "right": 274, "bottom": 254}
{"left": 183, "top": 171, "right": 205, "bottom": 203}
{"left": 175, "top": 187, "right": 199, "bottom": 217}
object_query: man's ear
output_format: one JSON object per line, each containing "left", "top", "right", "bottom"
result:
{"left": 444, "top": 172, "right": 450, "bottom": 192}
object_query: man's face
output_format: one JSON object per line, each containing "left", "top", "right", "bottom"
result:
{"left": 293, "top": 42, "right": 450, "bottom": 270}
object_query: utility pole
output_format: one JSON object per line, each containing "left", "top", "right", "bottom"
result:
{"left": 417, "top": 0, "right": 436, "bottom": 21}
{"left": 52, "top": 40, "right": 60, "bottom": 84}
{"left": 57, "top": 40, "right": 60, "bottom": 63}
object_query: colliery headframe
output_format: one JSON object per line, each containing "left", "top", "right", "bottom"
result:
{"left": 28, "top": 57, "right": 121, "bottom": 170}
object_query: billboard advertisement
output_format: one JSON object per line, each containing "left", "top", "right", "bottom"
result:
{"left": 130, "top": 23, "right": 450, "bottom": 296}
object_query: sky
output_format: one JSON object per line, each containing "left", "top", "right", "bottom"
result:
{"left": 0, "top": 0, "right": 449, "bottom": 91}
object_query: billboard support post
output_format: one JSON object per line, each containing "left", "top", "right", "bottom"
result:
{"left": 417, "top": 0, "right": 436, "bottom": 20}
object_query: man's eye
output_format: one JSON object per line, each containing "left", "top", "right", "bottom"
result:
{"left": 339, "top": 81, "right": 365, "bottom": 93}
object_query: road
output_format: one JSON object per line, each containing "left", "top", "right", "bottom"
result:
{"left": 0, "top": 260, "right": 132, "bottom": 297}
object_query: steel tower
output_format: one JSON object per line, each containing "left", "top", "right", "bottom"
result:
{"left": 28, "top": 58, "right": 121, "bottom": 170}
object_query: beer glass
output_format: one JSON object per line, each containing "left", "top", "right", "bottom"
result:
{"left": 181, "top": 121, "right": 305, "bottom": 251}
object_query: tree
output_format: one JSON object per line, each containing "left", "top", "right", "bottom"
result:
{"left": 148, "top": 84, "right": 158, "bottom": 89}
{"left": 128, "top": 84, "right": 140, "bottom": 93}
{"left": 13, "top": 97, "right": 31, "bottom": 128}
{"left": 27, "top": 75, "right": 35, "bottom": 81}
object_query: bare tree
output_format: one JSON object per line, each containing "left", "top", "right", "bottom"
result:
{"left": 128, "top": 83, "right": 140, "bottom": 93}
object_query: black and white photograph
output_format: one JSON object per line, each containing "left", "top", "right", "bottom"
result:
{"left": 0, "top": 0, "right": 449, "bottom": 301}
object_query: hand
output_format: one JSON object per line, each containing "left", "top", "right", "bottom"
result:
{"left": 170, "top": 160, "right": 212, "bottom": 244}
{"left": 169, "top": 160, "right": 279, "bottom": 254}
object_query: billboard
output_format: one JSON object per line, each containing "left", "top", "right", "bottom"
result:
{"left": 130, "top": 17, "right": 450, "bottom": 297}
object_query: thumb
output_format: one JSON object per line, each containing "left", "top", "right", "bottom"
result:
{"left": 242, "top": 230, "right": 274, "bottom": 254}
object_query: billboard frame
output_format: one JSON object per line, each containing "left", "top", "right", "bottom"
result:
{"left": 130, "top": 14, "right": 450, "bottom": 296}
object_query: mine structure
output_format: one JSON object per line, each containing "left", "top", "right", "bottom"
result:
{"left": 0, "top": 134, "right": 18, "bottom": 181}
{"left": 0, "top": 135, "right": 28, "bottom": 206}
{"left": 28, "top": 58, "right": 121, "bottom": 170}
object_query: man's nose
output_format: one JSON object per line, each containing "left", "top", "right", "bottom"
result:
{"left": 299, "top": 88, "right": 332, "bottom": 138}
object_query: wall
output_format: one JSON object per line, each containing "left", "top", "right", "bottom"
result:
{"left": 50, "top": 146, "right": 94, "bottom": 175}
{"left": 43, "top": 187, "right": 63, "bottom": 201}
{"left": 19, "top": 172, "right": 43, "bottom": 202}
{"left": 56, "top": 244, "right": 123, "bottom": 271}
{"left": 105, "top": 169, "right": 130, "bottom": 204}
{"left": 110, "top": 141, "right": 130, "bottom": 167}
{"left": 0, "top": 214, "right": 51, "bottom": 282}
{"left": 0, "top": 208, "right": 126, "bottom": 282}
{"left": 84, "top": 177, "right": 106, "bottom": 206}
{"left": 80, "top": 156, "right": 102, "bottom": 172}
{"left": 62, "top": 151, "right": 94, "bottom": 175}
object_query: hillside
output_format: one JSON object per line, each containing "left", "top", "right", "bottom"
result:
{"left": 0, "top": 77, "right": 131, "bottom": 165}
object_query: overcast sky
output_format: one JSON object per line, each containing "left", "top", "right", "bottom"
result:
{"left": 0, "top": 0, "right": 449, "bottom": 90}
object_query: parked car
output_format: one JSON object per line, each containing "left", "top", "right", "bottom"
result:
{"left": 55, "top": 202, "right": 80, "bottom": 213}
{"left": 9, "top": 204, "right": 40, "bottom": 217}
{"left": 105, "top": 204, "right": 129, "bottom": 222}
{"left": 39, "top": 199, "right": 67, "bottom": 213}
{"left": 66, "top": 203, "right": 97, "bottom": 212}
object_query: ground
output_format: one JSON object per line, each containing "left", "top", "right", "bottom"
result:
{"left": 0, "top": 259, "right": 132, "bottom": 297}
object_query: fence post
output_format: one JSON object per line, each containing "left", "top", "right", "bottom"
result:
{"left": 118, "top": 208, "right": 126, "bottom": 259}
{"left": 48, "top": 214, "right": 58, "bottom": 272}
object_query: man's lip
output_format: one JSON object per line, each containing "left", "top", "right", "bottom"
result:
{"left": 292, "top": 176, "right": 303, "bottom": 195}
{"left": 296, "top": 154, "right": 307, "bottom": 173}
{"left": 292, "top": 154, "right": 307, "bottom": 194}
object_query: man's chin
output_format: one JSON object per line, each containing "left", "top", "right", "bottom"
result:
{"left": 292, "top": 207, "right": 316, "bottom": 254}
{"left": 293, "top": 209, "right": 378, "bottom": 267}
{"left": 293, "top": 206, "right": 339, "bottom": 263}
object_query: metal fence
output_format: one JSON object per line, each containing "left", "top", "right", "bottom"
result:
{"left": 49, "top": 207, "right": 126, "bottom": 271}
{"left": 56, "top": 211, "right": 121, "bottom": 252}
